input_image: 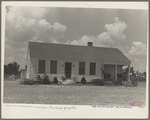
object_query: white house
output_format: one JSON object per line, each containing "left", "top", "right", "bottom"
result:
{"left": 26, "top": 42, "right": 131, "bottom": 82}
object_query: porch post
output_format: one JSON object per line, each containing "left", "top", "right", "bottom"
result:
{"left": 128, "top": 64, "right": 130, "bottom": 82}
{"left": 115, "top": 64, "right": 117, "bottom": 81}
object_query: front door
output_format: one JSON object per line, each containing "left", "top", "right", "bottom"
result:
{"left": 65, "top": 62, "right": 72, "bottom": 79}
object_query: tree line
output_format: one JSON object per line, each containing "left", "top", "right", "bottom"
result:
{"left": 4, "top": 62, "right": 20, "bottom": 76}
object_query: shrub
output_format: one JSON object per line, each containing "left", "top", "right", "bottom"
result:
{"left": 81, "top": 77, "right": 86, "bottom": 85}
{"left": 72, "top": 77, "right": 76, "bottom": 82}
{"left": 117, "top": 77, "right": 123, "bottom": 85}
{"left": 122, "top": 75, "right": 127, "bottom": 81}
{"left": 104, "top": 73, "right": 111, "bottom": 79}
{"left": 131, "top": 77, "right": 138, "bottom": 86}
{"left": 117, "top": 74, "right": 123, "bottom": 78}
{"left": 43, "top": 75, "right": 50, "bottom": 84}
{"left": 91, "top": 79, "right": 104, "bottom": 86}
{"left": 36, "top": 75, "right": 41, "bottom": 81}
{"left": 20, "top": 78, "right": 34, "bottom": 85}
{"left": 53, "top": 77, "right": 58, "bottom": 84}
{"left": 62, "top": 76, "right": 66, "bottom": 81}
{"left": 113, "top": 80, "right": 119, "bottom": 85}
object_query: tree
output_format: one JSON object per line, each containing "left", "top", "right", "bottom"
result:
{"left": 4, "top": 62, "right": 20, "bottom": 76}
{"left": 143, "top": 72, "right": 146, "bottom": 79}
{"left": 123, "top": 66, "right": 136, "bottom": 76}
{"left": 143, "top": 72, "right": 146, "bottom": 76}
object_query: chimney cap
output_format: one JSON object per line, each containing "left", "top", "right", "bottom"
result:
{"left": 87, "top": 42, "right": 93, "bottom": 47}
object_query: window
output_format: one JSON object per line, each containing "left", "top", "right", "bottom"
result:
{"left": 79, "top": 62, "right": 85, "bottom": 75}
{"left": 90, "top": 63, "right": 96, "bottom": 75}
{"left": 38, "top": 60, "right": 45, "bottom": 73}
{"left": 50, "top": 60, "right": 57, "bottom": 74}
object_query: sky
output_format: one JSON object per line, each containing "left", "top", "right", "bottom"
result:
{"left": 4, "top": 5, "right": 148, "bottom": 72}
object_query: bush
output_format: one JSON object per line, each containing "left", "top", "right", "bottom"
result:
{"left": 36, "top": 75, "right": 41, "bottom": 81}
{"left": 117, "top": 77, "right": 123, "bottom": 85}
{"left": 43, "top": 75, "right": 50, "bottom": 84}
{"left": 91, "top": 79, "right": 104, "bottom": 86}
{"left": 20, "top": 78, "right": 34, "bottom": 85}
{"left": 104, "top": 73, "right": 111, "bottom": 79}
{"left": 131, "top": 77, "right": 138, "bottom": 86}
{"left": 117, "top": 74, "right": 123, "bottom": 78}
{"left": 53, "top": 77, "right": 58, "bottom": 84}
{"left": 72, "top": 77, "right": 76, "bottom": 82}
{"left": 81, "top": 77, "right": 86, "bottom": 85}
{"left": 62, "top": 76, "right": 66, "bottom": 81}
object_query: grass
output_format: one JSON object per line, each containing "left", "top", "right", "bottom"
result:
{"left": 3, "top": 79, "right": 146, "bottom": 106}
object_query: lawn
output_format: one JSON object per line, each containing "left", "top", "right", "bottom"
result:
{"left": 3, "top": 80, "right": 146, "bottom": 106}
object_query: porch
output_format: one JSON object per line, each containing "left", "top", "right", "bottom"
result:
{"left": 102, "top": 64, "right": 131, "bottom": 82}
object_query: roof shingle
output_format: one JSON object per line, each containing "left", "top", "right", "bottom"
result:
{"left": 28, "top": 42, "right": 131, "bottom": 65}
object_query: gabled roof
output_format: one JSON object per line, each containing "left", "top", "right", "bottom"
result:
{"left": 28, "top": 42, "right": 131, "bottom": 65}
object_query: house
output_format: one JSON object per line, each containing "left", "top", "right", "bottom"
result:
{"left": 26, "top": 42, "right": 131, "bottom": 82}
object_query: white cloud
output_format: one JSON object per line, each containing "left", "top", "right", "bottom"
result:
{"left": 129, "top": 58, "right": 147, "bottom": 73}
{"left": 71, "top": 35, "right": 94, "bottom": 46}
{"left": 6, "top": 7, "right": 67, "bottom": 43}
{"left": 129, "top": 41, "right": 146, "bottom": 55}
{"left": 5, "top": 6, "right": 67, "bottom": 68}
{"left": 38, "top": 19, "right": 52, "bottom": 30}
{"left": 97, "top": 32, "right": 114, "bottom": 46}
{"left": 64, "top": 40, "right": 71, "bottom": 45}
{"left": 52, "top": 39, "right": 60, "bottom": 44}
{"left": 70, "top": 18, "right": 128, "bottom": 51}
{"left": 133, "top": 41, "right": 143, "bottom": 46}
{"left": 53, "top": 22, "right": 67, "bottom": 32}
{"left": 104, "top": 17, "right": 127, "bottom": 40}
{"left": 114, "top": 17, "right": 119, "bottom": 21}
{"left": 6, "top": 7, "right": 48, "bottom": 22}
{"left": 70, "top": 40, "right": 79, "bottom": 45}
{"left": 124, "top": 41, "right": 147, "bottom": 72}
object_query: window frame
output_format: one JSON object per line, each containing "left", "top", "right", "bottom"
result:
{"left": 79, "top": 62, "right": 85, "bottom": 75}
{"left": 50, "top": 60, "right": 57, "bottom": 74}
{"left": 38, "top": 60, "right": 46, "bottom": 74}
{"left": 90, "top": 62, "right": 96, "bottom": 75}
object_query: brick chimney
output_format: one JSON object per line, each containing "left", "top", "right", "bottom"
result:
{"left": 87, "top": 42, "right": 93, "bottom": 47}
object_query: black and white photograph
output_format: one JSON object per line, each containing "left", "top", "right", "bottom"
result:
{"left": 1, "top": 1, "right": 148, "bottom": 118}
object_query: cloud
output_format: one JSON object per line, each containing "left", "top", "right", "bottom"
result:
{"left": 128, "top": 41, "right": 147, "bottom": 55}
{"left": 5, "top": 6, "right": 67, "bottom": 68}
{"left": 70, "top": 17, "right": 128, "bottom": 51}
{"left": 6, "top": 7, "right": 48, "bottom": 23}
{"left": 38, "top": 19, "right": 52, "bottom": 30}
{"left": 127, "top": 58, "right": 147, "bottom": 73}
{"left": 71, "top": 35, "right": 94, "bottom": 46}
{"left": 105, "top": 17, "right": 127, "bottom": 41}
{"left": 5, "top": 39, "right": 27, "bottom": 68}
{"left": 53, "top": 23, "right": 67, "bottom": 32}
{"left": 97, "top": 32, "right": 114, "bottom": 46}
{"left": 123, "top": 41, "right": 147, "bottom": 72}
{"left": 32, "top": 19, "right": 67, "bottom": 42}
{"left": 69, "top": 17, "right": 147, "bottom": 72}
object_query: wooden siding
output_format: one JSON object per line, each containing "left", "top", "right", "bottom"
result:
{"left": 29, "top": 58, "right": 38, "bottom": 79}
{"left": 28, "top": 57, "right": 123, "bottom": 81}
{"left": 28, "top": 58, "right": 104, "bottom": 82}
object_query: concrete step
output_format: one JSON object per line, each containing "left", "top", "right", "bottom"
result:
{"left": 61, "top": 79, "right": 76, "bottom": 84}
